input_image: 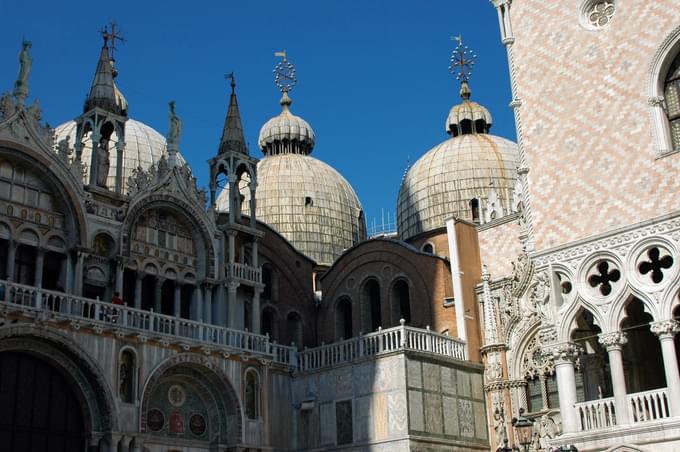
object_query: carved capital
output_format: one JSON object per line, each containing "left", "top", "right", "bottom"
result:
{"left": 650, "top": 320, "right": 680, "bottom": 339}
{"left": 543, "top": 342, "right": 581, "bottom": 364}
{"left": 598, "top": 331, "right": 628, "bottom": 350}
{"left": 648, "top": 96, "right": 665, "bottom": 107}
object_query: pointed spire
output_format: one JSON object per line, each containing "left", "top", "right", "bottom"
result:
{"left": 219, "top": 73, "right": 247, "bottom": 154}
{"left": 84, "top": 34, "right": 128, "bottom": 116}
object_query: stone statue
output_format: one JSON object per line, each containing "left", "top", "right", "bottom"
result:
{"left": 96, "top": 138, "right": 110, "bottom": 187}
{"left": 531, "top": 271, "right": 552, "bottom": 322}
{"left": 167, "top": 101, "right": 182, "bottom": 147}
{"left": 14, "top": 40, "right": 32, "bottom": 100}
{"left": 493, "top": 408, "right": 507, "bottom": 448}
{"left": 0, "top": 93, "right": 16, "bottom": 119}
{"left": 56, "top": 136, "right": 72, "bottom": 162}
{"left": 531, "top": 414, "right": 559, "bottom": 451}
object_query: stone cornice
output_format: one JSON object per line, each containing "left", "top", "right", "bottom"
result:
{"left": 485, "top": 379, "right": 526, "bottom": 392}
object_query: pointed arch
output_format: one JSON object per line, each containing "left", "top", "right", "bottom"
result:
{"left": 648, "top": 25, "right": 680, "bottom": 155}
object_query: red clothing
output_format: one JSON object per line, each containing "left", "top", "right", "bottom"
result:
{"left": 112, "top": 296, "right": 124, "bottom": 306}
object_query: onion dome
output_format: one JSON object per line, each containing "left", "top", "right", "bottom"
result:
{"left": 54, "top": 119, "right": 185, "bottom": 192}
{"left": 217, "top": 52, "right": 365, "bottom": 265}
{"left": 258, "top": 92, "right": 316, "bottom": 155}
{"left": 397, "top": 39, "right": 520, "bottom": 240}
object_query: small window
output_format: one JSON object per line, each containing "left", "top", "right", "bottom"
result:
{"left": 470, "top": 199, "right": 480, "bottom": 223}
{"left": 119, "top": 350, "right": 136, "bottom": 403}
{"left": 336, "top": 400, "right": 353, "bottom": 445}
{"left": 460, "top": 119, "right": 473, "bottom": 135}
{"left": 422, "top": 243, "right": 434, "bottom": 254}
{"left": 245, "top": 370, "right": 260, "bottom": 419}
{"left": 305, "top": 196, "right": 313, "bottom": 207}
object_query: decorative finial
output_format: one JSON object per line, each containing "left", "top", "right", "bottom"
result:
{"left": 167, "top": 101, "right": 182, "bottom": 164}
{"left": 225, "top": 72, "right": 236, "bottom": 93}
{"left": 13, "top": 39, "right": 32, "bottom": 105}
{"left": 273, "top": 50, "right": 297, "bottom": 93}
{"left": 449, "top": 35, "right": 477, "bottom": 99}
{"left": 99, "top": 21, "right": 125, "bottom": 61}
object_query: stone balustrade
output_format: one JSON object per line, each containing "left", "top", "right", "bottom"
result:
{"left": 227, "top": 262, "right": 262, "bottom": 284}
{"left": 0, "top": 280, "right": 465, "bottom": 372}
{"left": 628, "top": 388, "right": 670, "bottom": 423}
{"left": 296, "top": 322, "right": 466, "bottom": 372}
{"left": 576, "top": 396, "right": 617, "bottom": 430}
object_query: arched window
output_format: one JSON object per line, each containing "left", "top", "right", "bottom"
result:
{"left": 286, "top": 312, "right": 303, "bottom": 348}
{"left": 119, "top": 349, "right": 136, "bottom": 403}
{"left": 261, "top": 307, "right": 278, "bottom": 341}
{"left": 244, "top": 369, "right": 260, "bottom": 419}
{"left": 335, "top": 298, "right": 353, "bottom": 340}
{"left": 665, "top": 51, "right": 680, "bottom": 150}
{"left": 390, "top": 279, "right": 411, "bottom": 325}
{"left": 361, "top": 279, "right": 381, "bottom": 332}
{"left": 262, "top": 264, "right": 273, "bottom": 300}
{"left": 469, "top": 199, "right": 480, "bottom": 223}
{"left": 422, "top": 243, "right": 434, "bottom": 254}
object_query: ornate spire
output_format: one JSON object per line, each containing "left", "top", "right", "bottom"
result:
{"left": 13, "top": 39, "right": 32, "bottom": 105}
{"left": 218, "top": 73, "right": 247, "bottom": 155}
{"left": 449, "top": 35, "right": 477, "bottom": 100}
{"left": 84, "top": 25, "right": 128, "bottom": 116}
{"left": 167, "top": 101, "right": 182, "bottom": 167}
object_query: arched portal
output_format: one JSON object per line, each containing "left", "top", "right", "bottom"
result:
{"left": 361, "top": 278, "right": 381, "bottom": 333}
{"left": 141, "top": 358, "right": 241, "bottom": 447}
{"left": 0, "top": 351, "right": 85, "bottom": 451}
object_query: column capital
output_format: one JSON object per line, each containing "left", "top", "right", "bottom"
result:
{"left": 155, "top": 276, "right": 166, "bottom": 287}
{"left": 227, "top": 281, "right": 239, "bottom": 292}
{"left": 651, "top": 320, "right": 680, "bottom": 339}
{"left": 202, "top": 279, "right": 216, "bottom": 290}
{"left": 598, "top": 331, "right": 628, "bottom": 350}
{"left": 543, "top": 342, "right": 581, "bottom": 364}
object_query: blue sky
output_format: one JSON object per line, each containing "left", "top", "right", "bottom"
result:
{"left": 0, "top": 0, "right": 515, "bottom": 230}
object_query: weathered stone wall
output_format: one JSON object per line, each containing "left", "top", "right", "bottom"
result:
{"left": 291, "top": 352, "right": 487, "bottom": 451}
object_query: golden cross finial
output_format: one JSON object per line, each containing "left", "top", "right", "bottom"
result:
{"left": 449, "top": 34, "right": 476, "bottom": 83}
{"left": 274, "top": 50, "right": 287, "bottom": 62}
{"left": 100, "top": 21, "right": 126, "bottom": 60}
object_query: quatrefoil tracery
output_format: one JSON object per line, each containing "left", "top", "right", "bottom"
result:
{"left": 638, "top": 247, "right": 673, "bottom": 284}
{"left": 588, "top": 261, "right": 620, "bottom": 296}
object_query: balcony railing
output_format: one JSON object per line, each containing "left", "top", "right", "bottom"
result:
{"left": 0, "top": 279, "right": 292, "bottom": 365}
{"left": 227, "top": 262, "right": 262, "bottom": 285}
{"left": 296, "top": 323, "right": 466, "bottom": 372}
{"left": 575, "top": 387, "right": 671, "bottom": 431}
{"left": 628, "top": 388, "right": 670, "bottom": 423}
{"left": 576, "top": 397, "right": 617, "bottom": 430}
{"left": 0, "top": 279, "right": 466, "bottom": 372}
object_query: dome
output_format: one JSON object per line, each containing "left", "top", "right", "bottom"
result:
{"left": 216, "top": 154, "right": 366, "bottom": 266}
{"left": 54, "top": 119, "right": 186, "bottom": 193}
{"left": 397, "top": 133, "right": 520, "bottom": 240}
{"left": 258, "top": 93, "right": 316, "bottom": 155}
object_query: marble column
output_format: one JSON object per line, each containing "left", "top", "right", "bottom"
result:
{"left": 115, "top": 143, "right": 124, "bottom": 194}
{"left": 173, "top": 282, "right": 182, "bottom": 317}
{"left": 5, "top": 239, "right": 16, "bottom": 281}
{"left": 227, "top": 282, "right": 239, "bottom": 329}
{"left": 154, "top": 277, "right": 163, "bottom": 313}
{"left": 545, "top": 342, "right": 581, "bottom": 433}
{"left": 34, "top": 249, "right": 45, "bottom": 288}
{"left": 64, "top": 252, "right": 73, "bottom": 294}
{"left": 252, "top": 289, "right": 262, "bottom": 334}
{"left": 194, "top": 284, "right": 203, "bottom": 322}
{"left": 115, "top": 259, "right": 124, "bottom": 298}
{"left": 134, "top": 273, "right": 143, "bottom": 310}
{"left": 651, "top": 320, "right": 680, "bottom": 417}
{"left": 598, "top": 332, "right": 631, "bottom": 425}
{"left": 203, "top": 282, "right": 213, "bottom": 324}
{"left": 74, "top": 250, "right": 84, "bottom": 296}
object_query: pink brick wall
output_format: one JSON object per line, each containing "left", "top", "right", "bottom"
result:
{"left": 478, "top": 219, "right": 522, "bottom": 278}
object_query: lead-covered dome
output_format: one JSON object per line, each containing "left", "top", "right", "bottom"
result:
{"left": 216, "top": 76, "right": 366, "bottom": 265}
{"left": 54, "top": 119, "right": 185, "bottom": 193}
{"left": 397, "top": 81, "right": 520, "bottom": 240}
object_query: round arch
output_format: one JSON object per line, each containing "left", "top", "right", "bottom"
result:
{"left": 140, "top": 354, "right": 242, "bottom": 445}
{"left": 0, "top": 325, "right": 117, "bottom": 434}
{"left": 121, "top": 195, "right": 215, "bottom": 279}
{"left": 0, "top": 144, "right": 88, "bottom": 247}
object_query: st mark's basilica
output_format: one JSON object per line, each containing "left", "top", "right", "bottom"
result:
{"left": 0, "top": 1, "right": 679, "bottom": 451}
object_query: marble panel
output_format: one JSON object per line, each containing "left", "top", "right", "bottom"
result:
{"left": 456, "top": 369, "right": 471, "bottom": 398}
{"left": 470, "top": 373, "right": 483, "bottom": 400}
{"left": 408, "top": 390, "right": 424, "bottom": 432}
{"left": 442, "top": 395, "right": 459, "bottom": 436}
{"left": 387, "top": 391, "right": 408, "bottom": 437}
{"left": 407, "top": 360, "right": 422, "bottom": 389}
{"left": 422, "top": 362, "right": 440, "bottom": 392}
{"left": 354, "top": 395, "right": 371, "bottom": 441}
{"left": 458, "top": 399, "right": 474, "bottom": 438}
{"left": 320, "top": 402, "right": 336, "bottom": 445}
{"left": 440, "top": 366, "right": 456, "bottom": 396}
{"left": 474, "top": 401, "right": 487, "bottom": 440}
{"left": 423, "top": 392, "right": 443, "bottom": 434}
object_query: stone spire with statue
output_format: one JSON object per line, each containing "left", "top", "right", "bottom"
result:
{"left": 167, "top": 101, "right": 182, "bottom": 167}
{"left": 13, "top": 39, "right": 32, "bottom": 105}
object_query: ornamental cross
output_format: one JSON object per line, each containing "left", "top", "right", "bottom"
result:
{"left": 639, "top": 247, "right": 673, "bottom": 284}
{"left": 449, "top": 34, "right": 476, "bottom": 82}
{"left": 100, "top": 21, "right": 125, "bottom": 60}
{"left": 273, "top": 50, "right": 297, "bottom": 93}
{"left": 588, "top": 261, "right": 620, "bottom": 296}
